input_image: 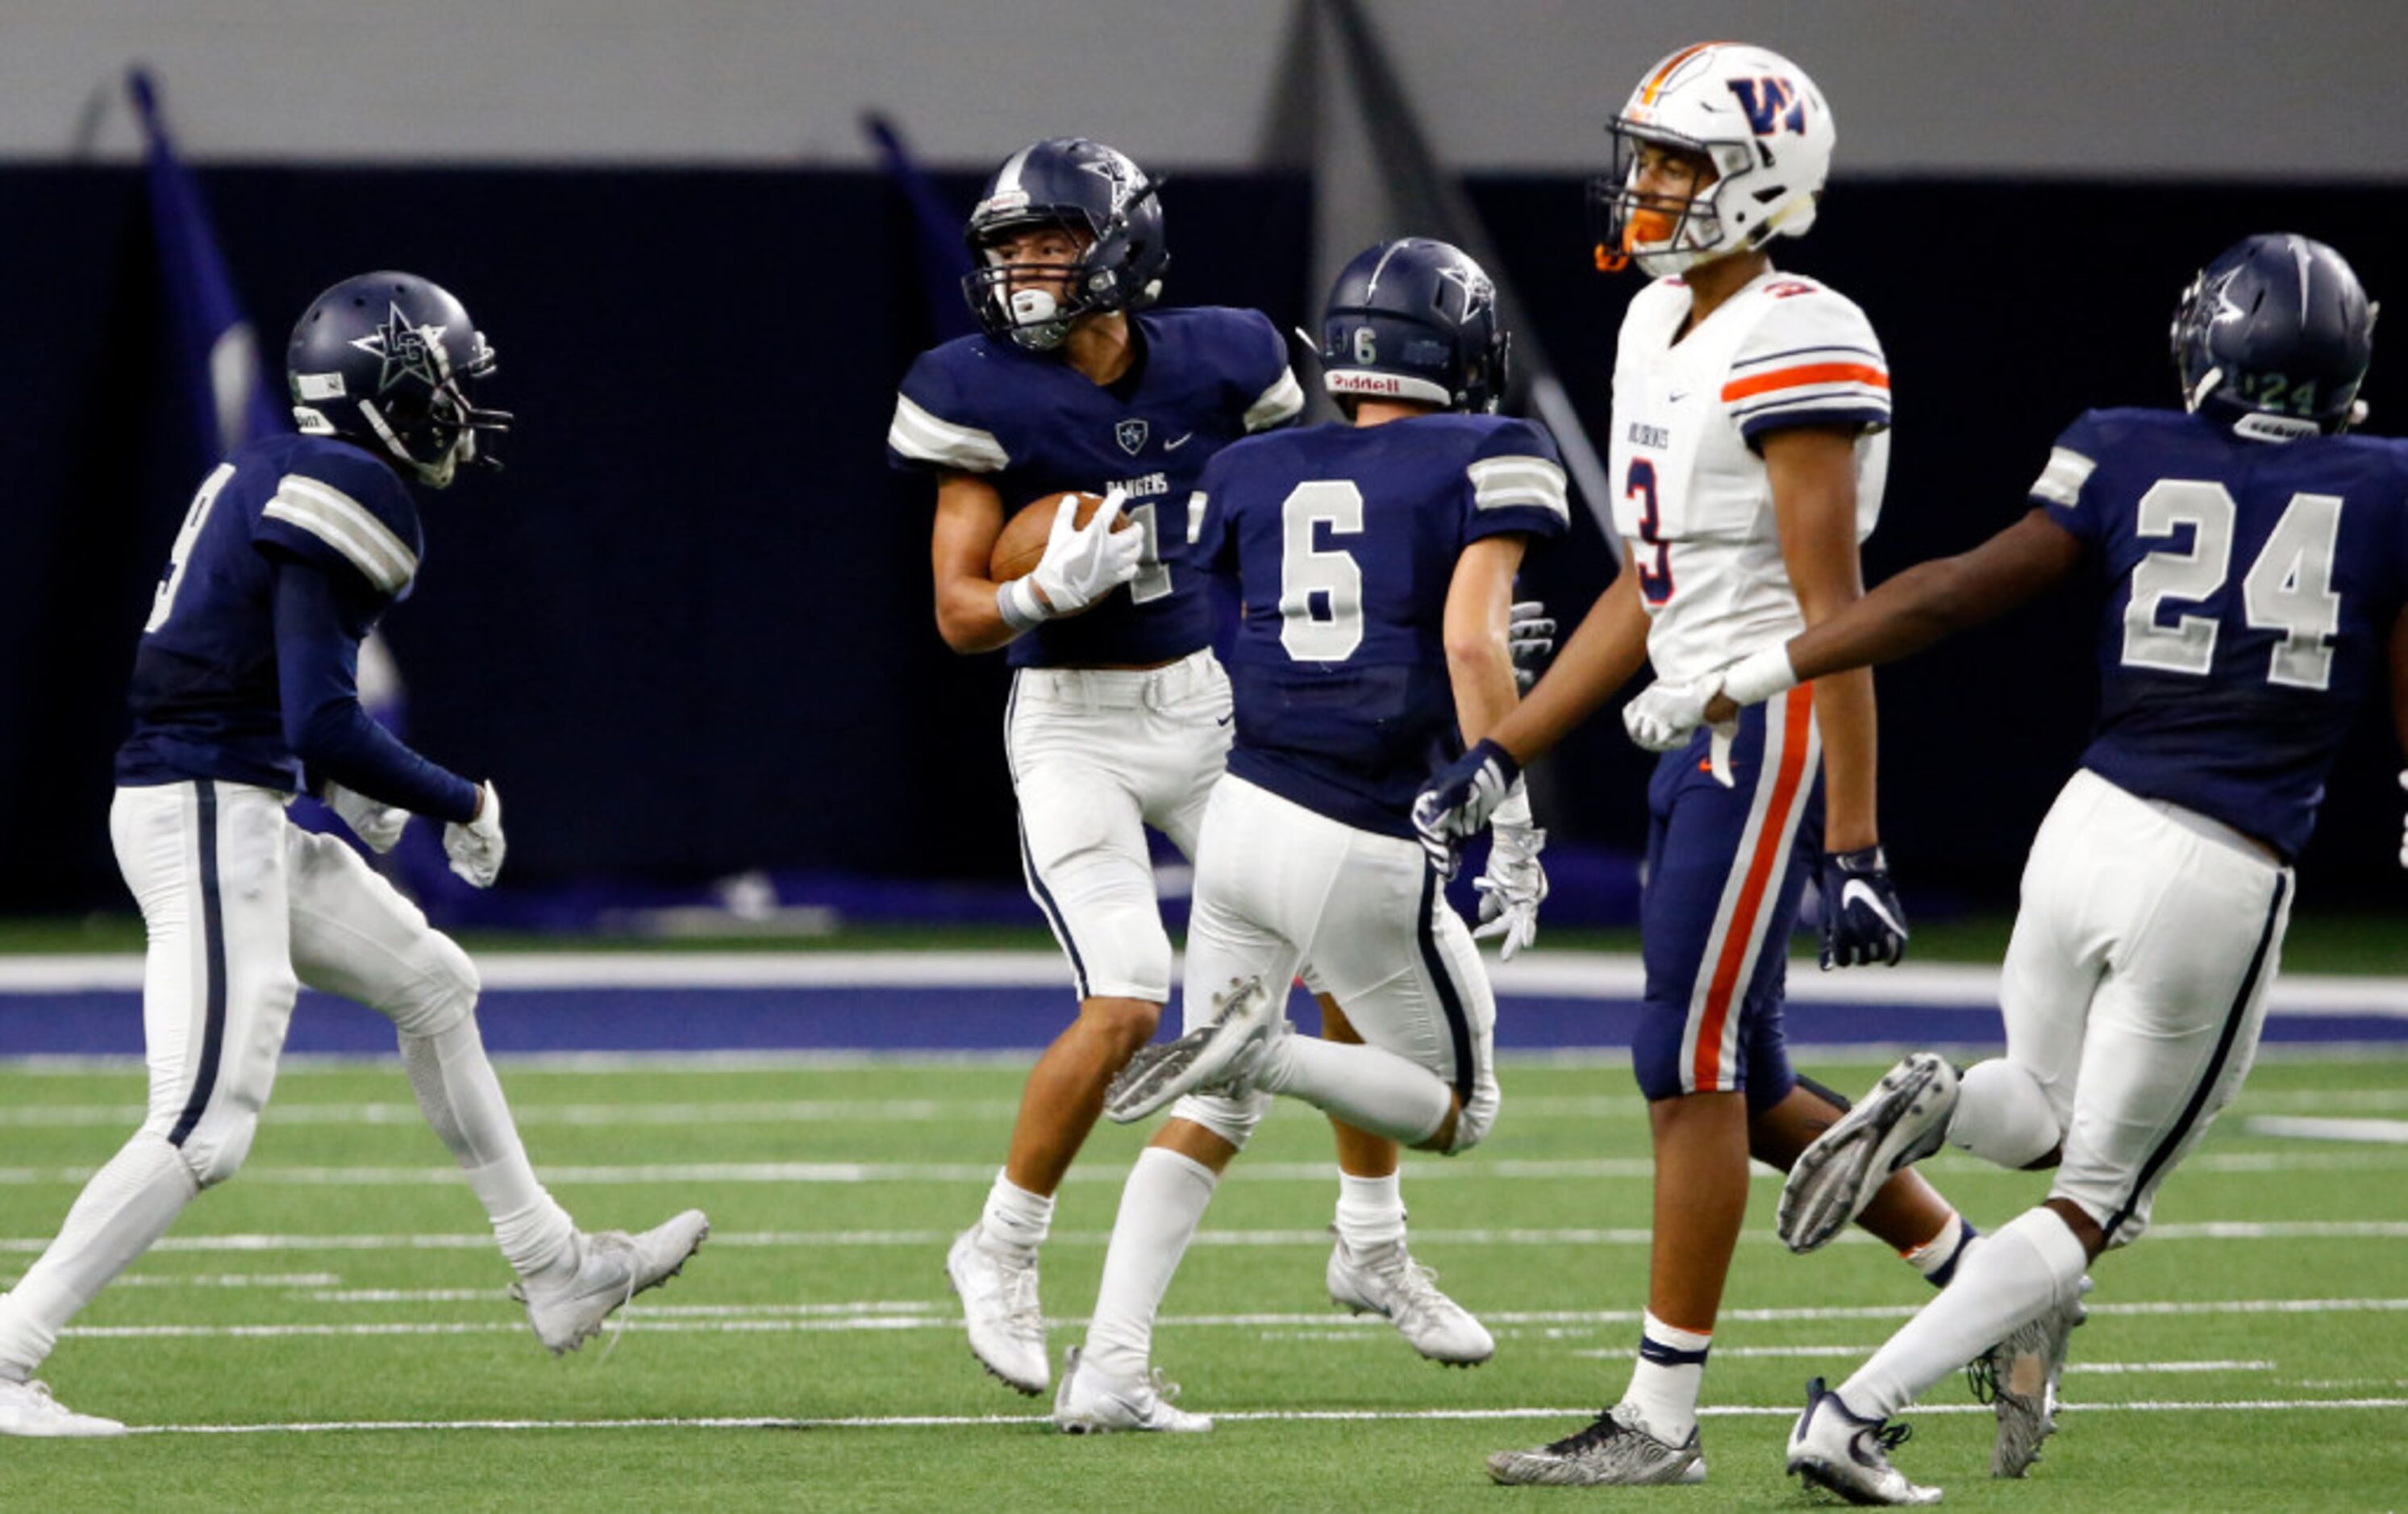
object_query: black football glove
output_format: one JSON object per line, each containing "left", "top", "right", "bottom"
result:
{"left": 1818, "top": 845, "right": 1909, "bottom": 969}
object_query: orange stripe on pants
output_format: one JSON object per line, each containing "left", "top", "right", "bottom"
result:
{"left": 1690, "top": 688, "right": 1814, "bottom": 1090}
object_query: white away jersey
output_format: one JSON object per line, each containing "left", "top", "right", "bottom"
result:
{"left": 1606, "top": 269, "right": 1891, "bottom": 682}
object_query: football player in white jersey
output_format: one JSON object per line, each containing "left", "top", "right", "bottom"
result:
{"left": 1419, "top": 44, "right": 2026, "bottom": 1487}
{"left": 888, "top": 139, "right": 1510, "bottom": 1400}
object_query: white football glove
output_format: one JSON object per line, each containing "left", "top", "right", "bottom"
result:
{"left": 323, "top": 781, "right": 407, "bottom": 853}
{"left": 1507, "top": 599, "right": 1556, "bottom": 693}
{"left": 1623, "top": 674, "right": 1740, "bottom": 788}
{"left": 443, "top": 780, "right": 506, "bottom": 888}
{"left": 1030, "top": 488, "right": 1142, "bottom": 616}
{"left": 1473, "top": 813, "right": 1548, "bottom": 962}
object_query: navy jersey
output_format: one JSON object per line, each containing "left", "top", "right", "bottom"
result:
{"left": 887, "top": 306, "right": 1304, "bottom": 668}
{"left": 119, "top": 433, "right": 427, "bottom": 796}
{"left": 2033, "top": 407, "right": 2408, "bottom": 858}
{"left": 1193, "top": 414, "right": 1572, "bottom": 837}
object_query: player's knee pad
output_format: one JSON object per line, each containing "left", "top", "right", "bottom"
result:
{"left": 177, "top": 1109, "right": 259, "bottom": 1189}
{"left": 380, "top": 933, "right": 481, "bottom": 1039}
{"left": 1439, "top": 1067, "right": 1502, "bottom": 1155}
{"left": 1072, "top": 903, "right": 1173, "bottom": 1005}
{"left": 1953, "top": 1059, "right": 2063, "bottom": 1169}
{"left": 1168, "top": 1088, "right": 1270, "bottom": 1150}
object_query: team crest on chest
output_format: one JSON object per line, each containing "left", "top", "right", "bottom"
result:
{"left": 1114, "top": 418, "right": 1149, "bottom": 455}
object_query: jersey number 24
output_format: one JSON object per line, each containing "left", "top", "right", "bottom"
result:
{"left": 2123, "top": 479, "right": 2343, "bottom": 691}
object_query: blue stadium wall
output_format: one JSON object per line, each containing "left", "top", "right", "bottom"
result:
{"left": 4, "top": 166, "right": 2404, "bottom": 914}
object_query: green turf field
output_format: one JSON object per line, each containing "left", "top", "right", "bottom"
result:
{"left": 3, "top": 1051, "right": 2405, "bottom": 1509}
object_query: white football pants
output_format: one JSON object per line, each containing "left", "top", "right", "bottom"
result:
{"left": 1176, "top": 776, "right": 1500, "bottom": 1150}
{"left": 1004, "top": 647, "right": 1231, "bottom": 1004}
{"left": 1990, "top": 769, "right": 2293, "bottom": 1246}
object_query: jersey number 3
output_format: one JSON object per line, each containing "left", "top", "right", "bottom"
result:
{"left": 1278, "top": 480, "right": 1365, "bottom": 660}
{"left": 144, "top": 462, "right": 235, "bottom": 634}
{"left": 2123, "top": 479, "right": 2343, "bottom": 691}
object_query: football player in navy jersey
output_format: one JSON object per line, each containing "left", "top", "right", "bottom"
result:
{"left": 1624, "top": 234, "right": 2406, "bottom": 1504}
{"left": 888, "top": 139, "right": 1506, "bottom": 1396}
{"left": 0, "top": 274, "right": 706, "bottom": 1438}
{"left": 1041, "top": 238, "right": 1566, "bottom": 1432}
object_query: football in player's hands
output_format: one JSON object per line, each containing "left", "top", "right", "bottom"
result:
{"left": 989, "top": 491, "right": 1130, "bottom": 587}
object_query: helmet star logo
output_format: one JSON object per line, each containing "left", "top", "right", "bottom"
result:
{"left": 1436, "top": 264, "right": 1495, "bottom": 323}
{"left": 1078, "top": 154, "right": 1139, "bottom": 215}
{"left": 2206, "top": 268, "right": 2249, "bottom": 326}
{"left": 349, "top": 302, "right": 449, "bottom": 393}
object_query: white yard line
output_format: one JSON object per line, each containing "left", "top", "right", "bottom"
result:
{"left": 10, "top": 1088, "right": 2407, "bottom": 1129}
{"left": 118, "top": 1397, "right": 2408, "bottom": 1436}
{"left": 53, "top": 1296, "right": 2408, "bottom": 1341}
{"left": 2, "top": 1149, "right": 2401, "bottom": 1187}
{"left": 6, "top": 949, "right": 2406, "bottom": 1017}
{"left": 2245, "top": 1116, "right": 2408, "bottom": 1144}
{"left": 14, "top": 1219, "right": 2407, "bottom": 1260}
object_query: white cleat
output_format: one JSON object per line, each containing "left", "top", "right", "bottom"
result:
{"left": 1786, "top": 1377, "right": 1942, "bottom": 1506}
{"left": 1779, "top": 1053, "right": 1959, "bottom": 1254}
{"left": 0, "top": 1377, "right": 127, "bottom": 1438}
{"left": 516, "top": 1209, "right": 710, "bottom": 1355}
{"left": 944, "top": 1225, "right": 1048, "bottom": 1395}
{"left": 1971, "top": 1277, "right": 2089, "bottom": 1478}
{"left": 1104, "top": 975, "right": 1284, "bottom": 1125}
{"left": 1486, "top": 1402, "right": 1706, "bottom": 1486}
{"left": 1052, "top": 1344, "right": 1212, "bottom": 1434}
{"left": 1327, "top": 1229, "right": 1494, "bottom": 1366}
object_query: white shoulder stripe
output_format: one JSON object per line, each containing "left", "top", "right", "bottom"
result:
{"left": 263, "top": 474, "right": 416, "bottom": 593}
{"left": 1243, "top": 368, "right": 1305, "bottom": 432}
{"left": 889, "top": 393, "right": 1009, "bottom": 473}
{"left": 2030, "top": 445, "right": 2098, "bottom": 506}
{"left": 1467, "top": 455, "right": 1570, "bottom": 522}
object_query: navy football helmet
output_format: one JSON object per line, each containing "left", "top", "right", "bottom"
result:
{"left": 960, "top": 138, "right": 1169, "bottom": 351}
{"left": 1318, "top": 238, "right": 1510, "bottom": 414}
{"left": 287, "top": 272, "right": 512, "bottom": 488}
{"left": 2173, "top": 234, "right": 2377, "bottom": 440}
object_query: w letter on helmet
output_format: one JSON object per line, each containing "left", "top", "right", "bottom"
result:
{"left": 1727, "top": 77, "right": 1806, "bottom": 135}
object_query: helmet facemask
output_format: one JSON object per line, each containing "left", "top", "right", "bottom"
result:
{"left": 964, "top": 214, "right": 1100, "bottom": 351}
{"left": 1592, "top": 123, "right": 1760, "bottom": 277}
{"left": 959, "top": 165, "right": 1167, "bottom": 352}
{"left": 364, "top": 330, "right": 509, "bottom": 488}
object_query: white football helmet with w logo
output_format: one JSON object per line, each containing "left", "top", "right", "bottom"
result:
{"left": 1594, "top": 41, "right": 1837, "bottom": 277}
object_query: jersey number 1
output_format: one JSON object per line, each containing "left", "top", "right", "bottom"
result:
{"left": 2123, "top": 479, "right": 2344, "bottom": 691}
{"left": 144, "top": 463, "right": 235, "bottom": 634}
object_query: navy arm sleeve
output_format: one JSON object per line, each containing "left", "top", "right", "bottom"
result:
{"left": 273, "top": 561, "right": 481, "bottom": 824}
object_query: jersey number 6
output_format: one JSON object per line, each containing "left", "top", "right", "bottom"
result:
{"left": 1278, "top": 480, "right": 1365, "bottom": 661}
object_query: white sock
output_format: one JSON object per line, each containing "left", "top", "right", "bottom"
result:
{"left": 1081, "top": 1148, "right": 1218, "bottom": 1383}
{"left": 1840, "top": 1206, "right": 2090, "bottom": 1420}
{"left": 401, "top": 1019, "right": 575, "bottom": 1282}
{"left": 0, "top": 1130, "right": 198, "bottom": 1381}
{"left": 1623, "top": 1312, "right": 1712, "bottom": 1444}
{"left": 1334, "top": 1171, "right": 1406, "bottom": 1251}
{"left": 1951, "top": 1059, "right": 2061, "bottom": 1169}
{"left": 1902, "top": 1209, "right": 1979, "bottom": 1288}
{"left": 980, "top": 1170, "right": 1053, "bottom": 1257}
{"left": 1254, "top": 1036, "right": 1452, "bottom": 1146}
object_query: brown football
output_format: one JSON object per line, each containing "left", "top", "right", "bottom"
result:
{"left": 989, "top": 490, "right": 1126, "bottom": 584}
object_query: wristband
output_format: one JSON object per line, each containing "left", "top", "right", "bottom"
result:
{"left": 1723, "top": 643, "right": 1800, "bottom": 707}
{"left": 996, "top": 576, "right": 1048, "bottom": 633}
{"left": 1491, "top": 779, "right": 1535, "bottom": 830}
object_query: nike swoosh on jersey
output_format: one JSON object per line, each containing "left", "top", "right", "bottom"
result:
{"left": 1164, "top": 433, "right": 1196, "bottom": 451}
{"left": 1839, "top": 878, "right": 1906, "bottom": 937}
